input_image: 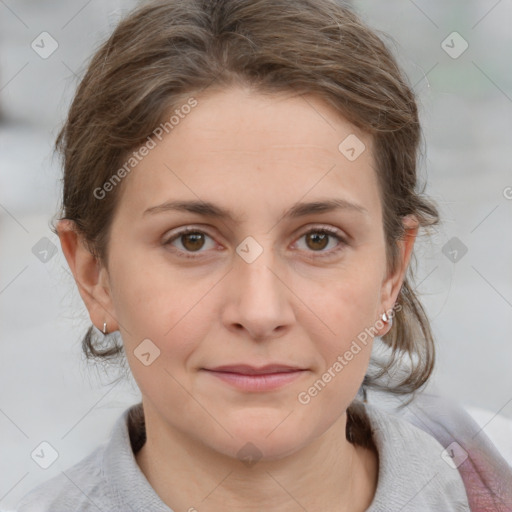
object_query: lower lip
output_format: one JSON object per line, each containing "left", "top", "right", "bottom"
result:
{"left": 203, "top": 370, "right": 307, "bottom": 391}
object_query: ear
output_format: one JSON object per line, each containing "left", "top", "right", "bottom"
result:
{"left": 377, "top": 215, "right": 419, "bottom": 336}
{"left": 57, "top": 219, "right": 119, "bottom": 333}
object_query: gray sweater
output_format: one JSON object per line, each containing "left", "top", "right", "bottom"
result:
{"left": 15, "top": 402, "right": 470, "bottom": 511}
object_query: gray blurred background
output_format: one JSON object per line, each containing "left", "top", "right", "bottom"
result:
{"left": 1, "top": 0, "right": 511, "bottom": 508}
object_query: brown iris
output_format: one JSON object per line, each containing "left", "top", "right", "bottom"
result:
{"left": 305, "top": 231, "right": 329, "bottom": 251}
{"left": 181, "top": 232, "right": 205, "bottom": 251}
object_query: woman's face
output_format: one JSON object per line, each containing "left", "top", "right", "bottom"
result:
{"left": 71, "top": 86, "right": 415, "bottom": 460}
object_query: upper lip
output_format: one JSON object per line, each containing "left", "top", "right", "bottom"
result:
{"left": 204, "top": 364, "right": 305, "bottom": 375}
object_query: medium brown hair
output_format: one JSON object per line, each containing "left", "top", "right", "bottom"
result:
{"left": 53, "top": 0, "right": 439, "bottom": 444}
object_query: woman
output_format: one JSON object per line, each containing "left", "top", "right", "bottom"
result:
{"left": 15, "top": 0, "right": 512, "bottom": 510}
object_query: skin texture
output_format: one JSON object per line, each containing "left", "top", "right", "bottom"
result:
{"left": 58, "top": 85, "right": 418, "bottom": 511}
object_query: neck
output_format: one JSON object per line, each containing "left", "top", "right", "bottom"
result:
{"left": 135, "top": 403, "right": 378, "bottom": 512}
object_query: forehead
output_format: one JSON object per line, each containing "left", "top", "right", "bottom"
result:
{"left": 116, "top": 86, "right": 381, "bottom": 223}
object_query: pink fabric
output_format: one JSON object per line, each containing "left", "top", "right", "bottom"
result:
{"left": 397, "top": 392, "right": 512, "bottom": 511}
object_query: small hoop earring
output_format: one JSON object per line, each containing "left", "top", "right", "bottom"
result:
{"left": 102, "top": 322, "right": 108, "bottom": 335}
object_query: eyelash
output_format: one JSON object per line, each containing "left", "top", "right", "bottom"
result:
{"left": 163, "top": 226, "right": 348, "bottom": 260}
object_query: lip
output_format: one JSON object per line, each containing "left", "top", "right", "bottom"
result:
{"left": 201, "top": 364, "right": 308, "bottom": 392}
{"left": 207, "top": 364, "right": 304, "bottom": 375}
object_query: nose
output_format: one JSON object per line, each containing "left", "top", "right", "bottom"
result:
{"left": 221, "top": 240, "right": 295, "bottom": 341}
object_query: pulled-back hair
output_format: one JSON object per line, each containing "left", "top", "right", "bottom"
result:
{"left": 53, "top": 0, "right": 440, "bottom": 445}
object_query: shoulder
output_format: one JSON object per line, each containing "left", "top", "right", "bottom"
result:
{"left": 14, "top": 445, "right": 109, "bottom": 512}
{"left": 13, "top": 405, "right": 141, "bottom": 512}
{"left": 363, "top": 402, "right": 470, "bottom": 511}
{"left": 14, "top": 403, "right": 166, "bottom": 512}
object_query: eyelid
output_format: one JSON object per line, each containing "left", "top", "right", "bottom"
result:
{"left": 162, "top": 225, "right": 217, "bottom": 247}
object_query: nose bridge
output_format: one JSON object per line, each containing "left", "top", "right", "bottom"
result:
{"left": 226, "top": 233, "right": 294, "bottom": 338}
{"left": 236, "top": 233, "right": 281, "bottom": 298}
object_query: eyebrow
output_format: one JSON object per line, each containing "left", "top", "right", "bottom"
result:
{"left": 143, "top": 198, "right": 369, "bottom": 220}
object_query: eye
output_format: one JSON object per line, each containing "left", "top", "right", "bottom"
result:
{"left": 163, "top": 225, "right": 348, "bottom": 260}
{"left": 293, "top": 226, "right": 348, "bottom": 258}
{"left": 163, "top": 227, "right": 217, "bottom": 259}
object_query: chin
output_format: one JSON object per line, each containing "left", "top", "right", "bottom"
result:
{"left": 220, "top": 424, "right": 310, "bottom": 462}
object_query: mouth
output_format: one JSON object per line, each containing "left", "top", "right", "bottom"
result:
{"left": 205, "top": 364, "right": 305, "bottom": 375}
{"left": 201, "top": 364, "right": 308, "bottom": 392}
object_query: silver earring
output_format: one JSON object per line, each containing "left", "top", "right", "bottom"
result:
{"left": 102, "top": 322, "right": 108, "bottom": 335}
{"left": 381, "top": 312, "right": 388, "bottom": 323}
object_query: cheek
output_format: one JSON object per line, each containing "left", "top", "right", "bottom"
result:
{"left": 111, "top": 267, "right": 218, "bottom": 407}
{"left": 301, "top": 260, "right": 383, "bottom": 340}
{"left": 108, "top": 247, "right": 217, "bottom": 355}
{"left": 292, "top": 257, "right": 384, "bottom": 393}
{"left": 294, "top": 277, "right": 379, "bottom": 415}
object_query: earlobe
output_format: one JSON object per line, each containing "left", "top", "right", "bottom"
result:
{"left": 57, "top": 219, "right": 119, "bottom": 332}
